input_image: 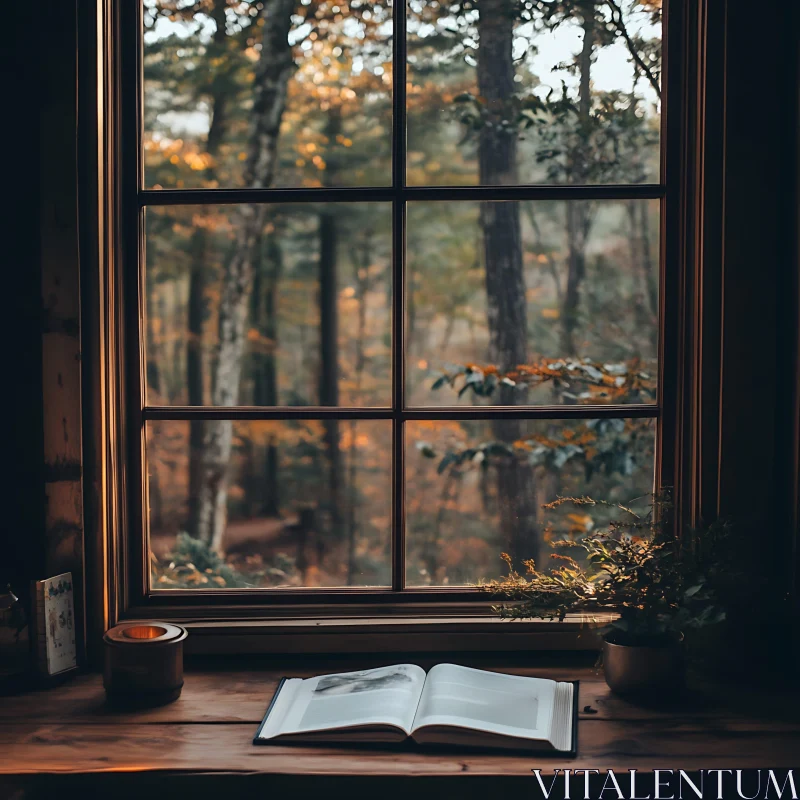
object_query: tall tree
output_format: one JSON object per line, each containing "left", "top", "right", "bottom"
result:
{"left": 345, "top": 226, "right": 374, "bottom": 583}
{"left": 627, "top": 199, "right": 658, "bottom": 351}
{"left": 561, "top": 1, "right": 596, "bottom": 356}
{"left": 250, "top": 228, "right": 283, "bottom": 517}
{"left": 188, "top": 0, "right": 235, "bottom": 538}
{"left": 319, "top": 106, "right": 345, "bottom": 563}
{"left": 477, "top": 0, "right": 540, "bottom": 566}
{"left": 195, "top": 0, "right": 296, "bottom": 551}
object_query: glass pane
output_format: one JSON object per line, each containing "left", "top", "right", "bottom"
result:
{"left": 406, "top": 199, "right": 658, "bottom": 406}
{"left": 407, "top": 0, "right": 662, "bottom": 186}
{"left": 145, "top": 203, "right": 392, "bottom": 407}
{"left": 405, "top": 417, "right": 655, "bottom": 586}
{"left": 147, "top": 419, "right": 392, "bottom": 588}
{"left": 143, "top": 0, "right": 393, "bottom": 189}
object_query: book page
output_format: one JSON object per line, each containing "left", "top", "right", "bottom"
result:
{"left": 258, "top": 664, "right": 427, "bottom": 739}
{"left": 410, "top": 664, "right": 555, "bottom": 742}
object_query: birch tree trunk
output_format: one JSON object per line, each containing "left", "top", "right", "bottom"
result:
{"left": 195, "top": 0, "right": 296, "bottom": 551}
{"left": 319, "top": 107, "right": 345, "bottom": 566}
{"left": 477, "top": 0, "right": 539, "bottom": 567}
{"left": 188, "top": 0, "right": 230, "bottom": 539}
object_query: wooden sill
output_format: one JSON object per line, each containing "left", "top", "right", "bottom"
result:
{"left": 140, "top": 614, "right": 614, "bottom": 655}
{"left": 3, "top": 657, "right": 799, "bottom": 789}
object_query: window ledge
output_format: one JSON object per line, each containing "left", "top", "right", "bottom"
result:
{"left": 159, "top": 614, "right": 613, "bottom": 655}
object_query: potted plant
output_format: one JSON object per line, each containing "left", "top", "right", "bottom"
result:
{"left": 481, "top": 494, "right": 727, "bottom": 696}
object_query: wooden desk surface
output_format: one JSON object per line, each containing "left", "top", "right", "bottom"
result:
{"left": 1, "top": 654, "right": 798, "bottom": 797}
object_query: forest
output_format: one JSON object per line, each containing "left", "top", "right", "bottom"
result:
{"left": 142, "top": 0, "right": 662, "bottom": 589}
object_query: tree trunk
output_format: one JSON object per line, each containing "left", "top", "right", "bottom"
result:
{"left": 638, "top": 200, "right": 658, "bottom": 350}
{"left": 425, "top": 472, "right": 457, "bottom": 583}
{"left": 345, "top": 228, "right": 372, "bottom": 584}
{"left": 194, "top": 0, "right": 296, "bottom": 551}
{"left": 562, "top": 200, "right": 590, "bottom": 355}
{"left": 146, "top": 276, "right": 162, "bottom": 397}
{"left": 145, "top": 277, "right": 164, "bottom": 530}
{"left": 251, "top": 231, "right": 282, "bottom": 518}
{"left": 625, "top": 200, "right": 652, "bottom": 354}
{"left": 560, "top": 2, "right": 595, "bottom": 357}
{"left": 319, "top": 107, "right": 345, "bottom": 566}
{"left": 477, "top": 0, "right": 539, "bottom": 567}
{"left": 188, "top": 0, "right": 231, "bottom": 538}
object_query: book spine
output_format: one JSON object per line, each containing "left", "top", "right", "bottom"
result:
{"left": 30, "top": 582, "right": 48, "bottom": 676}
{"left": 253, "top": 678, "right": 288, "bottom": 744}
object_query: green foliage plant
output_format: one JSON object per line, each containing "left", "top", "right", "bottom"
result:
{"left": 153, "top": 532, "right": 249, "bottom": 589}
{"left": 482, "top": 493, "right": 727, "bottom": 646}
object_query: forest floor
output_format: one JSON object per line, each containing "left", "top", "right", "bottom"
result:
{"left": 150, "top": 515, "right": 297, "bottom": 560}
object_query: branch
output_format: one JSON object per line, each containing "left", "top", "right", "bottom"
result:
{"left": 605, "top": 0, "right": 662, "bottom": 100}
{"left": 431, "top": 358, "right": 657, "bottom": 404}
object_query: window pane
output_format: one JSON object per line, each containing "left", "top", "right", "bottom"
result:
{"left": 143, "top": 0, "right": 392, "bottom": 189}
{"left": 144, "top": 203, "right": 392, "bottom": 407}
{"left": 405, "top": 417, "right": 655, "bottom": 586}
{"left": 406, "top": 199, "right": 658, "bottom": 406}
{"left": 147, "top": 419, "right": 392, "bottom": 588}
{"left": 407, "top": 0, "right": 661, "bottom": 186}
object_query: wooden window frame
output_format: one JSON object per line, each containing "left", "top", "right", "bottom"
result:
{"left": 80, "top": 0, "right": 729, "bottom": 652}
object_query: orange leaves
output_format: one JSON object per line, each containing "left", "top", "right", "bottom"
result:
{"left": 339, "top": 426, "right": 371, "bottom": 451}
{"left": 432, "top": 357, "right": 657, "bottom": 404}
{"left": 566, "top": 513, "right": 594, "bottom": 535}
{"left": 245, "top": 328, "right": 277, "bottom": 356}
{"left": 183, "top": 151, "right": 215, "bottom": 171}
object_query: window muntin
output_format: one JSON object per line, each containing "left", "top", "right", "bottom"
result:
{"left": 137, "top": 0, "right": 665, "bottom": 596}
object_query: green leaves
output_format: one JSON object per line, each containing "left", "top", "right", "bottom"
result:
{"left": 415, "top": 441, "right": 437, "bottom": 459}
{"left": 420, "top": 419, "right": 644, "bottom": 482}
{"left": 480, "top": 492, "right": 730, "bottom": 644}
{"left": 436, "top": 452, "right": 460, "bottom": 475}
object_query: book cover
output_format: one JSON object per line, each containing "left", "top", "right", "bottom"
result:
{"left": 39, "top": 573, "right": 77, "bottom": 676}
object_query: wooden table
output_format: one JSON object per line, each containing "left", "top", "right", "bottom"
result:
{"left": 1, "top": 653, "right": 798, "bottom": 798}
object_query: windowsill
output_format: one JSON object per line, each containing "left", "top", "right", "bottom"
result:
{"left": 3, "top": 654, "right": 799, "bottom": 789}
{"left": 119, "top": 612, "right": 616, "bottom": 654}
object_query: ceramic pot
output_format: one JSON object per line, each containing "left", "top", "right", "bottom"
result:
{"left": 602, "top": 633, "right": 685, "bottom": 696}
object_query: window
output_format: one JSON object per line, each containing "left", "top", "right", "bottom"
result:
{"left": 130, "top": 0, "right": 671, "bottom": 610}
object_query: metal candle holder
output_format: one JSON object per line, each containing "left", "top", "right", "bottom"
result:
{"left": 103, "top": 621, "right": 188, "bottom": 708}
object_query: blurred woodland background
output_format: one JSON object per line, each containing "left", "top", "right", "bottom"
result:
{"left": 142, "top": 0, "right": 661, "bottom": 589}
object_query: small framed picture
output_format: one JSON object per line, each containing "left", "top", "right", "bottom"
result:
{"left": 32, "top": 572, "right": 77, "bottom": 681}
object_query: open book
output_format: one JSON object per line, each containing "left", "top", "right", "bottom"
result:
{"left": 254, "top": 663, "right": 578, "bottom": 755}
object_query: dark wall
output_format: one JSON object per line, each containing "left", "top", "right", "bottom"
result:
{"left": 4, "top": 0, "right": 85, "bottom": 661}
{"left": 4, "top": 0, "right": 48, "bottom": 596}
